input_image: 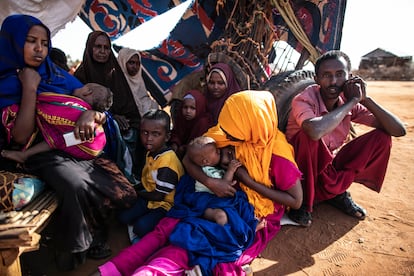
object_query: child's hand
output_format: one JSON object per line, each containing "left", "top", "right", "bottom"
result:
{"left": 227, "top": 159, "right": 242, "bottom": 173}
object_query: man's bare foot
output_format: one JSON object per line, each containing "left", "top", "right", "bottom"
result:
{"left": 256, "top": 218, "right": 267, "bottom": 232}
{"left": 1, "top": 150, "right": 27, "bottom": 163}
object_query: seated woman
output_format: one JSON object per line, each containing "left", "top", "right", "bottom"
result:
{"left": 97, "top": 90, "right": 303, "bottom": 275}
{"left": 117, "top": 47, "right": 159, "bottom": 117}
{"left": 75, "top": 32, "right": 145, "bottom": 180}
{"left": 0, "top": 14, "right": 137, "bottom": 271}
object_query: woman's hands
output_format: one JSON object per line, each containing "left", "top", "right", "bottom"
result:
{"left": 235, "top": 167, "right": 303, "bottom": 209}
{"left": 206, "top": 178, "right": 237, "bottom": 197}
{"left": 74, "top": 110, "right": 101, "bottom": 141}
{"left": 182, "top": 152, "right": 237, "bottom": 197}
{"left": 18, "top": 67, "right": 41, "bottom": 93}
{"left": 228, "top": 159, "right": 242, "bottom": 170}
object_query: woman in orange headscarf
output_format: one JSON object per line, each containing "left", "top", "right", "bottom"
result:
{"left": 97, "top": 90, "right": 303, "bottom": 276}
{"left": 187, "top": 90, "right": 303, "bottom": 274}
{"left": 205, "top": 90, "right": 301, "bottom": 217}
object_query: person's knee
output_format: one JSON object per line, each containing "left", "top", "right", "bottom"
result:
{"left": 362, "top": 129, "right": 392, "bottom": 153}
{"left": 54, "top": 176, "right": 87, "bottom": 195}
{"left": 374, "top": 129, "right": 392, "bottom": 144}
{"left": 132, "top": 219, "right": 147, "bottom": 237}
{"left": 213, "top": 209, "right": 228, "bottom": 226}
{"left": 204, "top": 208, "right": 228, "bottom": 225}
{"left": 290, "top": 130, "right": 320, "bottom": 152}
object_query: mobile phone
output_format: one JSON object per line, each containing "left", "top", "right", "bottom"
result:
{"left": 63, "top": 132, "right": 82, "bottom": 147}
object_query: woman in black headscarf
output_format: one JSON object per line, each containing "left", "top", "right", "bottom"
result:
{"left": 75, "top": 31, "right": 145, "bottom": 180}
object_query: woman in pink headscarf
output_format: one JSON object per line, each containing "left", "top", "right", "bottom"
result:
{"left": 205, "top": 63, "right": 241, "bottom": 124}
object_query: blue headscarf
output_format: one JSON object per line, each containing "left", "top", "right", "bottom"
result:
{"left": 0, "top": 14, "right": 83, "bottom": 108}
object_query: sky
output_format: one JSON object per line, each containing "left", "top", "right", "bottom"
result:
{"left": 51, "top": 0, "right": 414, "bottom": 70}
{"left": 340, "top": 0, "right": 414, "bottom": 69}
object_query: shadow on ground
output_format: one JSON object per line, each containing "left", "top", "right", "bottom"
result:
{"left": 252, "top": 203, "right": 359, "bottom": 275}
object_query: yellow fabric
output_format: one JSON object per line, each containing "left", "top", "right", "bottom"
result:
{"left": 205, "top": 90, "right": 297, "bottom": 218}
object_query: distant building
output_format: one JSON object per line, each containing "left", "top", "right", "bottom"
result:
{"left": 358, "top": 48, "right": 412, "bottom": 70}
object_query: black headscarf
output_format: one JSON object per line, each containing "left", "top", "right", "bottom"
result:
{"left": 74, "top": 31, "right": 141, "bottom": 128}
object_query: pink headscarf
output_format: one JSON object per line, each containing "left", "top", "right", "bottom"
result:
{"left": 206, "top": 63, "right": 241, "bottom": 123}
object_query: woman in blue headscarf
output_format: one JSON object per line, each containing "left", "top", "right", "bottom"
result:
{"left": 0, "top": 14, "right": 84, "bottom": 146}
{"left": 0, "top": 15, "right": 81, "bottom": 107}
{"left": 0, "top": 14, "right": 137, "bottom": 271}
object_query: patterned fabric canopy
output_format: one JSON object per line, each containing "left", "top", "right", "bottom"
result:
{"left": 78, "top": 0, "right": 346, "bottom": 104}
{"left": 0, "top": 0, "right": 346, "bottom": 105}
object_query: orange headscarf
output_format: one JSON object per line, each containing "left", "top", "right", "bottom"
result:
{"left": 205, "top": 90, "right": 297, "bottom": 217}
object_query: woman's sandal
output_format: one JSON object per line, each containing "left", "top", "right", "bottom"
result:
{"left": 288, "top": 206, "right": 312, "bottom": 227}
{"left": 87, "top": 242, "right": 112, "bottom": 260}
{"left": 327, "top": 191, "right": 367, "bottom": 220}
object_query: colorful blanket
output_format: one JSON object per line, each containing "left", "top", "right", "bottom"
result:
{"left": 36, "top": 92, "right": 106, "bottom": 159}
{"left": 1, "top": 93, "right": 106, "bottom": 160}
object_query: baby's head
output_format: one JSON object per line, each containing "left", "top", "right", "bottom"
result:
{"left": 219, "top": 145, "right": 236, "bottom": 169}
{"left": 73, "top": 83, "right": 113, "bottom": 112}
{"left": 187, "top": 136, "right": 220, "bottom": 167}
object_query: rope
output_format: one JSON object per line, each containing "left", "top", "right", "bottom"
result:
{"left": 211, "top": 0, "right": 320, "bottom": 85}
{"left": 271, "top": 0, "right": 320, "bottom": 63}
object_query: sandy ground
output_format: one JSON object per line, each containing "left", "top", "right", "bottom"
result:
{"left": 21, "top": 81, "right": 414, "bottom": 275}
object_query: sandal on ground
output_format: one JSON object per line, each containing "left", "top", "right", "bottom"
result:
{"left": 87, "top": 242, "right": 112, "bottom": 260}
{"left": 327, "top": 191, "right": 366, "bottom": 220}
{"left": 288, "top": 206, "right": 312, "bottom": 227}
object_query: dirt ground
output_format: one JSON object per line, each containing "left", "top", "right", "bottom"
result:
{"left": 21, "top": 81, "right": 414, "bottom": 275}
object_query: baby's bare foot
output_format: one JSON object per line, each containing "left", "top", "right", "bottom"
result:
{"left": 256, "top": 218, "right": 267, "bottom": 232}
{"left": 1, "top": 150, "right": 27, "bottom": 163}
